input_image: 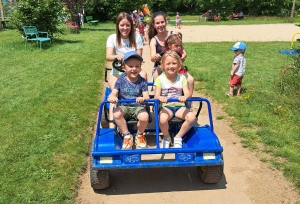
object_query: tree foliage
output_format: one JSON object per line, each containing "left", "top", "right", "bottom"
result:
{"left": 10, "top": 0, "right": 63, "bottom": 36}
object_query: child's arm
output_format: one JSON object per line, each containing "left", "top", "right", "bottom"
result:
{"left": 179, "top": 85, "right": 190, "bottom": 102}
{"left": 231, "top": 63, "right": 239, "bottom": 77}
{"left": 181, "top": 49, "right": 187, "bottom": 62}
{"left": 107, "top": 89, "right": 119, "bottom": 104}
{"left": 154, "top": 87, "right": 168, "bottom": 103}
{"left": 136, "top": 91, "right": 150, "bottom": 103}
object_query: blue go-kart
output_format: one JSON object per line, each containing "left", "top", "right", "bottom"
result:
{"left": 90, "top": 67, "right": 224, "bottom": 190}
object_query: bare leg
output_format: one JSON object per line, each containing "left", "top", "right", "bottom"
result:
{"left": 174, "top": 108, "right": 196, "bottom": 137}
{"left": 137, "top": 110, "right": 149, "bottom": 134}
{"left": 229, "top": 86, "right": 234, "bottom": 96}
{"left": 237, "top": 85, "right": 241, "bottom": 95}
{"left": 108, "top": 74, "right": 119, "bottom": 128}
{"left": 113, "top": 107, "right": 129, "bottom": 134}
{"left": 159, "top": 108, "right": 173, "bottom": 137}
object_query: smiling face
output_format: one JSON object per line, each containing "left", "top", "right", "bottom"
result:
{"left": 118, "top": 18, "right": 131, "bottom": 38}
{"left": 169, "top": 40, "right": 182, "bottom": 52}
{"left": 153, "top": 15, "right": 166, "bottom": 33}
{"left": 123, "top": 58, "right": 142, "bottom": 81}
{"left": 162, "top": 56, "right": 180, "bottom": 76}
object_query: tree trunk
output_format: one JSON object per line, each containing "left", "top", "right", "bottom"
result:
{"left": 290, "top": 0, "right": 296, "bottom": 23}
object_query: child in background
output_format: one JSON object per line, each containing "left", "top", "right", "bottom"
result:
{"left": 154, "top": 50, "right": 196, "bottom": 148}
{"left": 163, "top": 33, "right": 194, "bottom": 96}
{"left": 175, "top": 12, "right": 181, "bottom": 29}
{"left": 138, "top": 21, "right": 147, "bottom": 44}
{"left": 226, "top": 41, "right": 247, "bottom": 97}
{"left": 108, "top": 51, "right": 150, "bottom": 149}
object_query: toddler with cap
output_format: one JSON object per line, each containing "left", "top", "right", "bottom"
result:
{"left": 226, "top": 41, "right": 247, "bottom": 97}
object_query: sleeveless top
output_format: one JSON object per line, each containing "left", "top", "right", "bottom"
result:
{"left": 153, "top": 31, "right": 173, "bottom": 67}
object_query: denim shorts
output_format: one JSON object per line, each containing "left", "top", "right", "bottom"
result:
{"left": 161, "top": 106, "right": 185, "bottom": 116}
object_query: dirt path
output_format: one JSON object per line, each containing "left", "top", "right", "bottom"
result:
{"left": 76, "top": 24, "right": 300, "bottom": 204}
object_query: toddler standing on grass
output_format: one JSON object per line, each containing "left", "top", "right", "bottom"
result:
{"left": 226, "top": 41, "right": 247, "bottom": 97}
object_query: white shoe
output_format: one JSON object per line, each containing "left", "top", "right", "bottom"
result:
{"left": 173, "top": 136, "right": 182, "bottom": 148}
{"left": 160, "top": 136, "right": 171, "bottom": 148}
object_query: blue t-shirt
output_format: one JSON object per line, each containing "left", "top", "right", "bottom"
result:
{"left": 114, "top": 74, "right": 148, "bottom": 106}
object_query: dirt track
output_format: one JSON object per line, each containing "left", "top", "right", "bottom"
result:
{"left": 76, "top": 24, "right": 300, "bottom": 204}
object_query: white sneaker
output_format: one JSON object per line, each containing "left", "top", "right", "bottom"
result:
{"left": 160, "top": 136, "right": 171, "bottom": 148}
{"left": 173, "top": 136, "right": 182, "bottom": 148}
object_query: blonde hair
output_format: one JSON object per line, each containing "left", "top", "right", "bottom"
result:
{"left": 161, "top": 50, "right": 182, "bottom": 71}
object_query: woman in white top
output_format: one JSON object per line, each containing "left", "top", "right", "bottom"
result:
{"left": 106, "top": 12, "right": 147, "bottom": 127}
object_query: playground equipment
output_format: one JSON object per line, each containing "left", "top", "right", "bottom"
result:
{"left": 278, "top": 32, "right": 300, "bottom": 55}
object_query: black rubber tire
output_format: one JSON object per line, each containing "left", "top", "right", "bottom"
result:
{"left": 90, "top": 143, "right": 110, "bottom": 189}
{"left": 197, "top": 164, "right": 224, "bottom": 184}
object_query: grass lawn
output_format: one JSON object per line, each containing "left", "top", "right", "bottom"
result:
{"left": 185, "top": 41, "right": 300, "bottom": 190}
{"left": 0, "top": 19, "right": 299, "bottom": 203}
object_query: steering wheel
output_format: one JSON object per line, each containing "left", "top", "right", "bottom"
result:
{"left": 112, "top": 58, "right": 124, "bottom": 72}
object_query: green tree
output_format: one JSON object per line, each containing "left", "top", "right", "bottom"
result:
{"left": 10, "top": 0, "right": 63, "bottom": 36}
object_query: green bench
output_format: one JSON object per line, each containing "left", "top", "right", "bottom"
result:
{"left": 168, "top": 20, "right": 182, "bottom": 24}
{"left": 86, "top": 16, "right": 99, "bottom": 25}
{"left": 22, "top": 26, "right": 51, "bottom": 49}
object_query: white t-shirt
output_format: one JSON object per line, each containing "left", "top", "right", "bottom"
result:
{"left": 106, "top": 33, "right": 143, "bottom": 74}
{"left": 154, "top": 72, "right": 187, "bottom": 107}
{"left": 232, "top": 53, "right": 246, "bottom": 76}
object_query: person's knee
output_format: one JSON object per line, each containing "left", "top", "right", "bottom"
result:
{"left": 185, "top": 112, "right": 196, "bottom": 123}
{"left": 113, "top": 108, "right": 124, "bottom": 119}
{"left": 138, "top": 111, "right": 149, "bottom": 122}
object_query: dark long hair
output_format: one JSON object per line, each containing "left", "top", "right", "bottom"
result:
{"left": 147, "top": 11, "right": 166, "bottom": 42}
{"left": 115, "top": 12, "right": 136, "bottom": 49}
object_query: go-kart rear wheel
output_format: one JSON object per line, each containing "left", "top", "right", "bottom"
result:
{"left": 90, "top": 143, "right": 110, "bottom": 189}
{"left": 197, "top": 164, "right": 224, "bottom": 184}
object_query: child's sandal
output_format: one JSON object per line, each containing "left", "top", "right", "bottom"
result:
{"left": 225, "top": 93, "right": 233, "bottom": 97}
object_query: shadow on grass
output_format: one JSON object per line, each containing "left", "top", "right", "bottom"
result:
{"left": 52, "top": 38, "right": 84, "bottom": 44}
{"left": 81, "top": 27, "right": 115, "bottom": 32}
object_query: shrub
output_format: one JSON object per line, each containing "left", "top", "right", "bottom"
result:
{"left": 9, "top": 0, "right": 64, "bottom": 36}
